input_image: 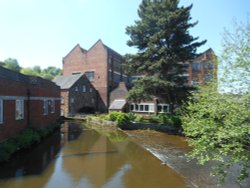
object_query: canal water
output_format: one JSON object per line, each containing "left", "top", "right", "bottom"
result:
{"left": 0, "top": 121, "right": 186, "bottom": 188}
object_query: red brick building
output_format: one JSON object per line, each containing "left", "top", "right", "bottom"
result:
{"left": 188, "top": 48, "right": 216, "bottom": 86}
{"left": 53, "top": 74, "right": 98, "bottom": 117}
{"left": 126, "top": 48, "right": 217, "bottom": 114}
{"left": 0, "top": 66, "right": 60, "bottom": 143}
{"left": 62, "top": 40, "right": 129, "bottom": 112}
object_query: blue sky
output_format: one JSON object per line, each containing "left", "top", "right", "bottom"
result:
{"left": 0, "top": 0, "right": 249, "bottom": 69}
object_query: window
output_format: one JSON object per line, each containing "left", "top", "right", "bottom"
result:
{"left": 89, "top": 88, "right": 93, "bottom": 93}
{"left": 0, "top": 100, "right": 3, "bottom": 124}
{"left": 70, "top": 98, "right": 74, "bottom": 103}
{"left": 85, "top": 71, "right": 95, "bottom": 81}
{"left": 16, "top": 100, "right": 24, "bottom": 120}
{"left": 157, "top": 104, "right": 169, "bottom": 113}
{"left": 205, "top": 74, "right": 213, "bottom": 81}
{"left": 91, "top": 98, "right": 95, "bottom": 104}
{"left": 43, "top": 100, "right": 48, "bottom": 115}
{"left": 72, "top": 72, "right": 81, "bottom": 75}
{"left": 61, "top": 96, "right": 64, "bottom": 104}
{"left": 82, "top": 85, "right": 86, "bottom": 92}
{"left": 130, "top": 103, "right": 154, "bottom": 113}
{"left": 140, "top": 105, "right": 144, "bottom": 111}
{"left": 130, "top": 104, "right": 134, "bottom": 111}
{"left": 192, "top": 63, "right": 201, "bottom": 72}
{"left": 135, "top": 104, "right": 139, "bottom": 111}
{"left": 51, "top": 100, "right": 55, "bottom": 113}
{"left": 157, "top": 105, "right": 162, "bottom": 112}
{"left": 204, "top": 61, "right": 214, "bottom": 69}
{"left": 75, "top": 86, "right": 78, "bottom": 92}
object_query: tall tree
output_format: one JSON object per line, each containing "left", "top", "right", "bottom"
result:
{"left": 181, "top": 19, "right": 250, "bottom": 185}
{"left": 220, "top": 19, "right": 250, "bottom": 94}
{"left": 41, "top": 66, "right": 62, "bottom": 80}
{"left": 125, "top": 0, "right": 206, "bottom": 108}
{"left": 2, "top": 58, "right": 21, "bottom": 72}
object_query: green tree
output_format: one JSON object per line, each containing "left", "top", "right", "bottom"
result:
{"left": 220, "top": 19, "right": 250, "bottom": 93}
{"left": 181, "top": 19, "right": 250, "bottom": 185}
{"left": 125, "top": 0, "right": 206, "bottom": 107}
{"left": 21, "top": 67, "right": 40, "bottom": 76}
{"left": 41, "top": 66, "right": 62, "bottom": 80}
{"left": 2, "top": 58, "right": 21, "bottom": 72}
{"left": 33, "top": 65, "right": 42, "bottom": 74}
{"left": 21, "top": 66, "right": 62, "bottom": 80}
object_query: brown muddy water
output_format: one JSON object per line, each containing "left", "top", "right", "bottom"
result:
{"left": 0, "top": 121, "right": 185, "bottom": 188}
{"left": 126, "top": 130, "right": 250, "bottom": 188}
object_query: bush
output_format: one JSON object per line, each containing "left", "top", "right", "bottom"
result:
{"left": 0, "top": 124, "right": 59, "bottom": 163}
{"left": 134, "top": 114, "right": 144, "bottom": 122}
{"left": 107, "top": 112, "right": 124, "bottom": 121}
{"left": 115, "top": 113, "right": 130, "bottom": 128}
{"left": 0, "top": 139, "right": 17, "bottom": 161}
{"left": 15, "top": 128, "right": 35, "bottom": 148}
{"left": 127, "top": 112, "right": 136, "bottom": 122}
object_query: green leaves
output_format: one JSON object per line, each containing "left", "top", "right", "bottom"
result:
{"left": 181, "top": 82, "right": 250, "bottom": 185}
{"left": 125, "top": 0, "right": 206, "bottom": 105}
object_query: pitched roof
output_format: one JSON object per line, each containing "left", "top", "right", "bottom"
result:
{"left": 0, "top": 66, "right": 57, "bottom": 87}
{"left": 109, "top": 99, "right": 127, "bottom": 110}
{"left": 53, "top": 73, "right": 84, "bottom": 89}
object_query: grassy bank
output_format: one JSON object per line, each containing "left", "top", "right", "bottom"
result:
{"left": 87, "top": 112, "right": 183, "bottom": 134}
{"left": 0, "top": 123, "right": 60, "bottom": 163}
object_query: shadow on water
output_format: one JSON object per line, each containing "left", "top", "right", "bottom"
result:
{"left": 0, "top": 131, "right": 61, "bottom": 179}
{"left": 0, "top": 121, "right": 186, "bottom": 188}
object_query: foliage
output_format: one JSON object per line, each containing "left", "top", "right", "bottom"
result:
{"left": 126, "top": 112, "right": 137, "bottom": 122}
{"left": 106, "top": 112, "right": 130, "bottom": 128}
{"left": 0, "top": 139, "right": 17, "bottom": 162}
{"left": 116, "top": 113, "right": 130, "bottom": 128}
{"left": 181, "top": 83, "right": 250, "bottom": 185}
{"left": 107, "top": 112, "right": 123, "bottom": 121}
{"left": 106, "top": 132, "right": 127, "bottom": 142}
{"left": 147, "top": 113, "right": 181, "bottom": 126}
{"left": 0, "top": 124, "right": 59, "bottom": 162}
{"left": 220, "top": 19, "right": 250, "bottom": 93}
{"left": 1, "top": 58, "right": 21, "bottom": 72}
{"left": 134, "top": 114, "right": 144, "bottom": 122}
{"left": 41, "top": 66, "right": 62, "bottom": 80}
{"left": 181, "top": 19, "right": 250, "bottom": 185}
{"left": 21, "top": 65, "right": 62, "bottom": 80}
{"left": 0, "top": 58, "right": 61, "bottom": 80}
{"left": 125, "top": 0, "right": 206, "bottom": 105}
{"left": 15, "top": 128, "right": 36, "bottom": 148}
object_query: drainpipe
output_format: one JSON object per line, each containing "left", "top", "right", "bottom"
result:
{"left": 27, "top": 89, "right": 30, "bottom": 127}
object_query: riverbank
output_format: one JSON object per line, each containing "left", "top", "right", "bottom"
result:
{"left": 0, "top": 123, "right": 60, "bottom": 163}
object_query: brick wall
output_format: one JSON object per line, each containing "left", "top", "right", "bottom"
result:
{"left": 0, "top": 67, "right": 60, "bottom": 142}
{"left": 188, "top": 48, "right": 217, "bottom": 86}
{"left": 65, "top": 76, "right": 98, "bottom": 116}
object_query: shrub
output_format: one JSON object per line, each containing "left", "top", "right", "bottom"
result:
{"left": 0, "top": 123, "right": 59, "bottom": 163}
{"left": 0, "top": 139, "right": 17, "bottom": 162}
{"left": 16, "top": 128, "right": 34, "bottom": 148}
{"left": 157, "top": 113, "right": 169, "bottom": 124}
{"left": 107, "top": 112, "right": 124, "bottom": 121}
{"left": 115, "top": 113, "right": 130, "bottom": 128}
{"left": 127, "top": 112, "right": 136, "bottom": 122}
{"left": 134, "top": 114, "right": 144, "bottom": 122}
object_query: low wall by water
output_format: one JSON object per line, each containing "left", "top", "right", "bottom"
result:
{"left": 121, "top": 122, "right": 181, "bottom": 135}
{"left": 86, "top": 116, "right": 118, "bottom": 131}
{"left": 86, "top": 116, "right": 181, "bottom": 135}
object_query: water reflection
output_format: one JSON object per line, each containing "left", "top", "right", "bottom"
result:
{"left": 0, "top": 131, "right": 61, "bottom": 179}
{"left": 0, "top": 121, "right": 186, "bottom": 188}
